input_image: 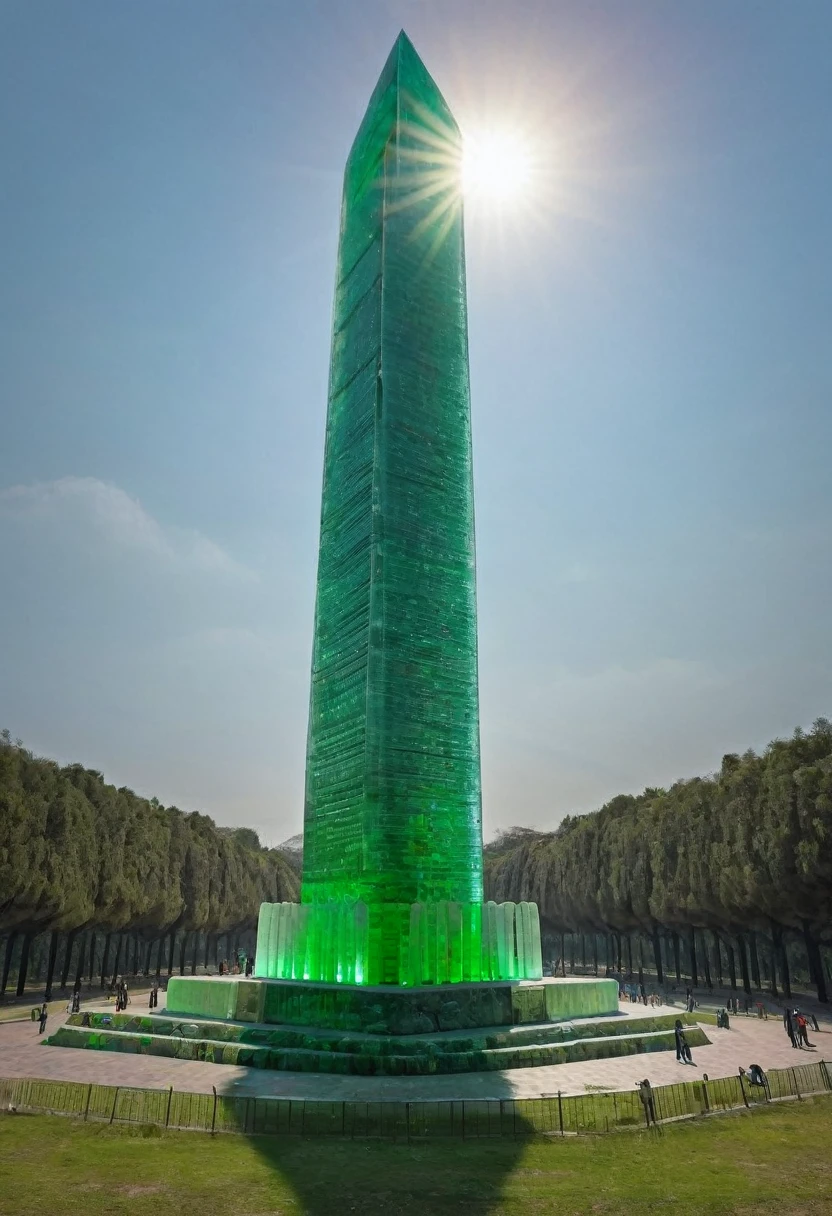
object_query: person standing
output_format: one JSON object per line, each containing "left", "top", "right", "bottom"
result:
{"left": 795, "top": 1012, "right": 813, "bottom": 1048}
{"left": 785, "top": 1009, "right": 798, "bottom": 1049}
{"left": 637, "top": 1079, "right": 657, "bottom": 1125}
{"left": 674, "top": 1019, "right": 693, "bottom": 1064}
{"left": 37, "top": 1003, "right": 48, "bottom": 1035}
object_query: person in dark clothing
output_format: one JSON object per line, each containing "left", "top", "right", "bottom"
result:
{"left": 674, "top": 1019, "right": 693, "bottom": 1063}
{"left": 795, "top": 1012, "right": 813, "bottom": 1048}
{"left": 740, "top": 1064, "right": 770, "bottom": 1098}
{"left": 785, "top": 1010, "right": 798, "bottom": 1048}
{"left": 637, "top": 1079, "right": 656, "bottom": 1125}
{"left": 37, "top": 1003, "right": 48, "bottom": 1035}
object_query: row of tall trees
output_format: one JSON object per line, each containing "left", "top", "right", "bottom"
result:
{"left": 485, "top": 720, "right": 832, "bottom": 1003}
{"left": 0, "top": 732, "right": 298, "bottom": 999}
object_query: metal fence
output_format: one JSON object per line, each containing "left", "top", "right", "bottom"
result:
{"left": 1, "top": 1061, "right": 830, "bottom": 1140}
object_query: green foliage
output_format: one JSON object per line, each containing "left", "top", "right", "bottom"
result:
{"left": 485, "top": 720, "right": 832, "bottom": 951}
{"left": 0, "top": 737, "right": 298, "bottom": 940}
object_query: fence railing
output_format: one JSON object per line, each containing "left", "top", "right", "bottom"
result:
{"left": 1, "top": 1061, "right": 830, "bottom": 1140}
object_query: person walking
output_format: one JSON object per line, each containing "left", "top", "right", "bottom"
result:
{"left": 37, "top": 1002, "right": 48, "bottom": 1035}
{"left": 785, "top": 1009, "right": 799, "bottom": 1049}
{"left": 795, "top": 1012, "right": 813, "bottom": 1048}
{"left": 674, "top": 1019, "right": 693, "bottom": 1064}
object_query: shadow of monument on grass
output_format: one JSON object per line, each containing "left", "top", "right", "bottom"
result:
{"left": 232, "top": 1071, "right": 534, "bottom": 1216}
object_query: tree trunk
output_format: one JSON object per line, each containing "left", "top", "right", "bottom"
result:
{"left": 593, "top": 934, "right": 599, "bottom": 976}
{"left": 100, "top": 933, "right": 112, "bottom": 988}
{"left": 60, "top": 930, "right": 78, "bottom": 989}
{"left": 700, "top": 932, "right": 712, "bottom": 989}
{"left": 203, "top": 933, "right": 211, "bottom": 971}
{"left": 74, "top": 933, "right": 87, "bottom": 987}
{"left": 637, "top": 935, "right": 645, "bottom": 986}
{"left": 651, "top": 929, "right": 664, "bottom": 985}
{"left": 726, "top": 942, "right": 737, "bottom": 990}
{"left": 167, "top": 931, "right": 177, "bottom": 977}
{"left": 178, "top": 931, "right": 188, "bottom": 976}
{"left": 560, "top": 933, "right": 566, "bottom": 977}
{"left": 191, "top": 934, "right": 198, "bottom": 976}
{"left": 767, "top": 931, "right": 779, "bottom": 997}
{"left": 1, "top": 932, "right": 18, "bottom": 996}
{"left": 111, "top": 934, "right": 123, "bottom": 983}
{"left": 43, "top": 931, "right": 60, "bottom": 1000}
{"left": 749, "top": 932, "right": 761, "bottom": 989}
{"left": 155, "top": 937, "right": 164, "bottom": 978}
{"left": 772, "top": 923, "right": 791, "bottom": 998}
{"left": 802, "top": 920, "right": 828, "bottom": 1004}
{"left": 737, "top": 935, "right": 752, "bottom": 994}
{"left": 569, "top": 935, "right": 575, "bottom": 974}
{"left": 15, "top": 933, "right": 33, "bottom": 997}
{"left": 711, "top": 930, "right": 723, "bottom": 986}
{"left": 687, "top": 927, "right": 698, "bottom": 987}
{"left": 88, "top": 932, "right": 96, "bottom": 984}
{"left": 672, "top": 932, "right": 682, "bottom": 984}
{"left": 143, "top": 939, "right": 154, "bottom": 976}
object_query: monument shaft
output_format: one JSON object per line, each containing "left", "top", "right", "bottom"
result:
{"left": 302, "top": 34, "right": 482, "bottom": 909}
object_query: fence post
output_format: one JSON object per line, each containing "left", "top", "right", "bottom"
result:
{"left": 791, "top": 1068, "right": 802, "bottom": 1100}
{"left": 701, "top": 1076, "right": 710, "bottom": 1113}
{"left": 165, "top": 1086, "right": 173, "bottom": 1128}
{"left": 211, "top": 1086, "right": 217, "bottom": 1135}
{"left": 821, "top": 1061, "right": 831, "bottom": 1092}
{"left": 83, "top": 1083, "right": 92, "bottom": 1122}
{"left": 109, "top": 1087, "right": 120, "bottom": 1125}
{"left": 557, "top": 1091, "right": 564, "bottom": 1136}
{"left": 738, "top": 1071, "right": 749, "bottom": 1109}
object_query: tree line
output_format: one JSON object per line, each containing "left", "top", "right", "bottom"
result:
{"left": 0, "top": 732, "right": 298, "bottom": 1000}
{"left": 485, "top": 719, "right": 832, "bottom": 1004}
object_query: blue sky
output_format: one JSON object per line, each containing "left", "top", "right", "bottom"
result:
{"left": 1, "top": 0, "right": 830, "bottom": 845}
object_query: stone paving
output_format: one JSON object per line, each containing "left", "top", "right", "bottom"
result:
{"left": 2, "top": 998, "right": 829, "bottom": 1101}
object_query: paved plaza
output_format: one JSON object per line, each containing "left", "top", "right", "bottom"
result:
{"left": 1, "top": 998, "right": 829, "bottom": 1101}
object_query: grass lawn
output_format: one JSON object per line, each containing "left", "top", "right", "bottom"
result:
{"left": 1, "top": 1097, "right": 831, "bottom": 1215}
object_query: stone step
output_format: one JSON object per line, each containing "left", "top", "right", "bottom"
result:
{"left": 47, "top": 1019, "right": 709, "bottom": 1077}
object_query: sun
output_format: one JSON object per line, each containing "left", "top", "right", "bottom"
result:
{"left": 461, "top": 129, "right": 534, "bottom": 203}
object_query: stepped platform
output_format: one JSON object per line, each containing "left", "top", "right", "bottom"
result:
{"left": 47, "top": 1007, "right": 709, "bottom": 1077}
{"left": 161, "top": 974, "right": 619, "bottom": 1033}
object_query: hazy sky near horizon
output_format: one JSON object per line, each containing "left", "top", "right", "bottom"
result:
{"left": 1, "top": 1, "right": 830, "bottom": 846}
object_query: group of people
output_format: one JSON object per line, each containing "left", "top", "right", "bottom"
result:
{"left": 110, "top": 976, "right": 130, "bottom": 1011}
{"left": 217, "top": 953, "right": 254, "bottom": 977}
{"left": 784, "top": 1006, "right": 817, "bottom": 1049}
{"left": 619, "top": 983, "right": 666, "bottom": 1007}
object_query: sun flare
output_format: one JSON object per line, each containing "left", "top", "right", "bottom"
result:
{"left": 461, "top": 129, "right": 535, "bottom": 202}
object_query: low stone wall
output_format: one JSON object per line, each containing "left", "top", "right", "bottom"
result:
{"left": 163, "top": 975, "right": 619, "bottom": 1034}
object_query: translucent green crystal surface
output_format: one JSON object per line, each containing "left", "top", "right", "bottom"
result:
{"left": 302, "top": 32, "right": 482, "bottom": 910}
{"left": 254, "top": 900, "right": 543, "bottom": 985}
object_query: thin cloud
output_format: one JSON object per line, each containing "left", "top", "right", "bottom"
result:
{"left": 0, "top": 476, "right": 255, "bottom": 580}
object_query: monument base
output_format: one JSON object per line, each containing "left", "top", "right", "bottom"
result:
{"left": 164, "top": 974, "right": 618, "bottom": 1033}
{"left": 51, "top": 990, "right": 710, "bottom": 1076}
{"left": 254, "top": 900, "right": 543, "bottom": 987}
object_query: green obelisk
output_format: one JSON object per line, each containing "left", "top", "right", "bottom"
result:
{"left": 303, "top": 31, "right": 482, "bottom": 912}
{"left": 255, "top": 33, "right": 542, "bottom": 986}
